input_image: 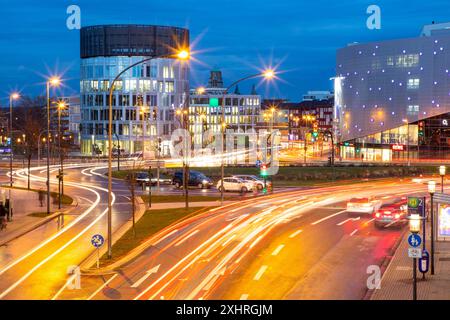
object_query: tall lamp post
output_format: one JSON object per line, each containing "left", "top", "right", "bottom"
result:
{"left": 219, "top": 69, "right": 276, "bottom": 205}
{"left": 439, "top": 165, "right": 446, "bottom": 193}
{"left": 46, "top": 77, "right": 62, "bottom": 215}
{"left": 9, "top": 93, "right": 20, "bottom": 188}
{"left": 428, "top": 180, "right": 436, "bottom": 275}
{"left": 106, "top": 49, "right": 190, "bottom": 259}
{"left": 176, "top": 108, "right": 189, "bottom": 209}
{"left": 57, "top": 101, "right": 66, "bottom": 209}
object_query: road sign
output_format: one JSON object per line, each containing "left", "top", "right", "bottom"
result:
{"left": 408, "top": 248, "right": 423, "bottom": 259}
{"left": 91, "top": 234, "right": 105, "bottom": 248}
{"left": 408, "top": 233, "right": 422, "bottom": 248}
{"left": 408, "top": 196, "right": 426, "bottom": 217}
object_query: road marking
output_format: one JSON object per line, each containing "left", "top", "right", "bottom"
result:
{"left": 155, "top": 229, "right": 179, "bottom": 245}
{"left": 88, "top": 274, "right": 119, "bottom": 300}
{"left": 254, "top": 266, "right": 268, "bottom": 281}
{"left": 363, "top": 218, "right": 375, "bottom": 226}
{"left": 174, "top": 230, "right": 200, "bottom": 247}
{"left": 311, "top": 210, "right": 347, "bottom": 225}
{"left": 131, "top": 265, "right": 161, "bottom": 288}
{"left": 350, "top": 229, "right": 358, "bottom": 236}
{"left": 337, "top": 217, "right": 361, "bottom": 226}
{"left": 249, "top": 235, "right": 263, "bottom": 249}
{"left": 271, "top": 244, "right": 285, "bottom": 256}
{"left": 77, "top": 196, "right": 94, "bottom": 205}
{"left": 240, "top": 294, "right": 249, "bottom": 300}
{"left": 289, "top": 230, "right": 303, "bottom": 238}
{"left": 51, "top": 273, "right": 78, "bottom": 300}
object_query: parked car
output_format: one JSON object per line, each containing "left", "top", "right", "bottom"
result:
{"left": 172, "top": 171, "right": 213, "bottom": 189}
{"left": 346, "top": 197, "right": 382, "bottom": 215}
{"left": 216, "top": 177, "right": 254, "bottom": 193}
{"left": 134, "top": 172, "right": 151, "bottom": 186}
{"left": 150, "top": 174, "right": 172, "bottom": 186}
{"left": 374, "top": 197, "right": 408, "bottom": 229}
{"left": 233, "top": 175, "right": 267, "bottom": 190}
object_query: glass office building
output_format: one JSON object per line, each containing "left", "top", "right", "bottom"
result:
{"left": 335, "top": 22, "right": 450, "bottom": 161}
{"left": 79, "top": 25, "right": 189, "bottom": 157}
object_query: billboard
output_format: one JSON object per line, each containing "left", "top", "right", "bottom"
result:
{"left": 438, "top": 204, "right": 450, "bottom": 241}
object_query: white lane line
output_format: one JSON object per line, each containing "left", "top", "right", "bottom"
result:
{"left": 311, "top": 210, "right": 347, "bottom": 225}
{"left": 154, "top": 229, "right": 179, "bottom": 245}
{"left": 88, "top": 274, "right": 119, "bottom": 300}
{"left": 174, "top": 230, "right": 200, "bottom": 247}
{"left": 240, "top": 294, "right": 249, "bottom": 300}
{"left": 350, "top": 229, "right": 358, "bottom": 236}
{"left": 253, "top": 266, "right": 268, "bottom": 281}
{"left": 364, "top": 218, "right": 375, "bottom": 226}
{"left": 289, "top": 230, "right": 303, "bottom": 239}
{"left": 337, "top": 217, "right": 360, "bottom": 226}
{"left": 271, "top": 244, "right": 285, "bottom": 256}
{"left": 77, "top": 196, "right": 94, "bottom": 205}
{"left": 51, "top": 273, "right": 78, "bottom": 300}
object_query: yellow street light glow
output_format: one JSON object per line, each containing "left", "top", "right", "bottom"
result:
{"left": 49, "top": 77, "right": 61, "bottom": 86}
{"left": 262, "top": 69, "right": 275, "bottom": 79}
{"left": 176, "top": 50, "right": 190, "bottom": 60}
{"left": 58, "top": 102, "right": 66, "bottom": 110}
{"left": 11, "top": 93, "right": 20, "bottom": 100}
{"left": 197, "top": 87, "right": 206, "bottom": 95}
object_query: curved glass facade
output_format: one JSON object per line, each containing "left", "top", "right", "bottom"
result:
{"left": 80, "top": 25, "right": 189, "bottom": 157}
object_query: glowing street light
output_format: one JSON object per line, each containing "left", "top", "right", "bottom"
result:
{"left": 440, "top": 166, "right": 446, "bottom": 193}
{"left": 46, "top": 76, "right": 62, "bottom": 215}
{"left": 197, "top": 87, "right": 206, "bottom": 95}
{"left": 106, "top": 48, "right": 191, "bottom": 258}
{"left": 9, "top": 92, "right": 20, "bottom": 191}
{"left": 263, "top": 69, "right": 275, "bottom": 79}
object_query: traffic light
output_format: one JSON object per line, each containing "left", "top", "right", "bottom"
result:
{"left": 260, "top": 163, "right": 268, "bottom": 177}
{"left": 312, "top": 121, "right": 319, "bottom": 138}
{"left": 418, "top": 121, "right": 425, "bottom": 137}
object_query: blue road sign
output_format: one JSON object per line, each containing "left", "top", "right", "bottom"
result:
{"left": 91, "top": 234, "right": 105, "bottom": 248}
{"left": 408, "top": 234, "right": 422, "bottom": 248}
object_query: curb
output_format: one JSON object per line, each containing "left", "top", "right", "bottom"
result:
{"left": 363, "top": 228, "right": 408, "bottom": 300}
{"left": 80, "top": 205, "right": 213, "bottom": 275}
{"left": 79, "top": 197, "right": 147, "bottom": 273}
{"left": 0, "top": 198, "right": 78, "bottom": 247}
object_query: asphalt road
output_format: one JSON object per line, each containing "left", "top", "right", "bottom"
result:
{"left": 55, "top": 177, "right": 433, "bottom": 300}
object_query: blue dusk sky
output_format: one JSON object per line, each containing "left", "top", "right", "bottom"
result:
{"left": 0, "top": 0, "right": 449, "bottom": 105}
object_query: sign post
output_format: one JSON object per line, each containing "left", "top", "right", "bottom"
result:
{"left": 91, "top": 234, "right": 105, "bottom": 269}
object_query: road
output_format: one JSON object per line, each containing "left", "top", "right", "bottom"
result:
{"left": 54, "top": 176, "right": 434, "bottom": 300}
{"left": 0, "top": 162, "right": 134, "bottom": 300}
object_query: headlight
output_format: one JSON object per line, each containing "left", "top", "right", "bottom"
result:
{"left": 202, "top": 180, "right": 208, "bottom": 184}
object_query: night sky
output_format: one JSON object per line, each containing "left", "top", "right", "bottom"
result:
{"left": 1, "top": 0, "right": 449, "bottom": 105}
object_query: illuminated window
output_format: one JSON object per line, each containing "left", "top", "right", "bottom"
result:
{"left": 407, "top": 78, "right": 420, "bottom": 89}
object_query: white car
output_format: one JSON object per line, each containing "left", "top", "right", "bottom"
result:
{"left": 232, "top": 175, "right": 266, "bottom": 190}
{"left": 347, "top": 197, "right": 382, "bottom": 215}
{"left": 217, "top": 177, "right": 254, "bottom": 193}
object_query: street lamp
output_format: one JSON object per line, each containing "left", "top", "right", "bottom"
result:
{"left": 440, "top": 166, "right": 446, "bottom": 193}
{"left": 57, "top": 101, "right": 66, "bottom": 209}
{"left": 106, "top": 49, "right": 190, "bottom": 259}
{"left": 219, "top": 69, "right": 276, "bottom": 205}
{"left": 46, "top": 76, "right": 61, "bottom": 215}
{"left": 428, "top": 180, "right": 436, "bottom": 275}
{"left": 9, "top": 93, "right": 20, "bottom": 188}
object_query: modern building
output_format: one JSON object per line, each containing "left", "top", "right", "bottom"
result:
{"left": 335, "top": 22, "right": 450, "bottom": 162}
{"left": 302, "top": 91, "right": 333, "bottom": 102}
{"left": 79, "top": 24, "right": 189, "bottom": 157}
{"left": 189, "top": 71, "right": 261, "bottom": 148}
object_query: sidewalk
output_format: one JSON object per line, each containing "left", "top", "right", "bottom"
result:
{"left": 371, "top": 224, "right": 450, "bottom": 300}
{"left": 0, "top": 188, "right": 64, "bottom": 246}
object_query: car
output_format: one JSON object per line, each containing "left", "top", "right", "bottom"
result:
{"left": 150, "top": 174, "right": 172, "bottom": 186}
{"left": 374, "top": 198, "right": 408, "bottom": 229}
{"left": 232, "top": 175, "right": 267, "bottom": 190}
{"left": 216, "top": 177, "right": 254, "bottom": 193}
{"left": 134, "top": 172, "right": 150, "bottom": 186}
{"left": 172, "top": 171, "right": 213, "bottom": 189}
{"left": 346, "top": 197, "right": 382, "bottom": 215}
